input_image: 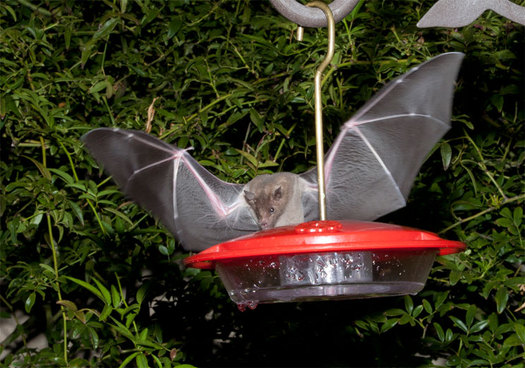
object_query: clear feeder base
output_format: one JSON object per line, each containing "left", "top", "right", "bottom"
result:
{"left": 216, "top": 250, "right": 437, "bottom": 307}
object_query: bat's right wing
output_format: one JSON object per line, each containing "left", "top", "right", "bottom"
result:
{"left": 82, "top": 128, "right": 258, "bottom": 251}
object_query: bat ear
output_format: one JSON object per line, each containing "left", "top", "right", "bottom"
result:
{"left": 273, "top": 185, "right": 282, "bottom": 200}
{"left": 244, "top": 190, "right": 255, "bottom": 202}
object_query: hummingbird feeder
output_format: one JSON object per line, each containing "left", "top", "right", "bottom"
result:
{"left": 185, "top": 1, "right": 466, "bottom": 310}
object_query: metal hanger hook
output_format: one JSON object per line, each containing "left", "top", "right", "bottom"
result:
{"left": 297, "top": 1, "right": 335, "bottom": 221}
{"left": 297, "top": 2, "right": 336, "bottom": 77}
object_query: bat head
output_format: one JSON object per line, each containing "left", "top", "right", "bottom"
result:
{"left": 244, "top": 173, "right": 300, "bottom": 230}
{"left": 244, "top": 184, "right": 285, "bottom": 230}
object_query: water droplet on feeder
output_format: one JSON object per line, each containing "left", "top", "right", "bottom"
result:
{"left": 237, "top": 300, "right": 258, "bottom": 312}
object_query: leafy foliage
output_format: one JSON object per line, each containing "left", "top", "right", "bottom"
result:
{"left": 1, "top": 0, "right": 523, "bottom": 366}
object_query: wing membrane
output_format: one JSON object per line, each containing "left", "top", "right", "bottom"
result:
{"left": 302, "top": 52, "right": 464, "bottom": 221}
{"left": 82, "top": 129, "right": 257, "bottom": 251}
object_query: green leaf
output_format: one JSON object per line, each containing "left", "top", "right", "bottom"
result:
{"left": 151, "top": 355, "right": 163, "bottom": 368}
{"left": 440, "top": 142, "right": 452, "bottom": 170}
{"left": 384, "top": 308, "right": 405, "bottom": 317}
{"left": 73, "top": 310, "right": 87, "bottom": 324}
{"left": 135, "top": 353, "right": 148, "bottom": 368}
{"left": 449, "top": 270, "right": 461, "bottom": 285}
{"left": 100, "top": 304, "right": 112, "bottom": 321}
{"left": 118, "top": 352, "right": 140, "bottom": 368}
{"left": 435, "top": 291, "right": 449, "bottom": 310}
{"left": 399, "top": 314, "right": 413, "bottom": 326}
{"left": 381, "top": 319, "right": 398, "bottom": 333}
{"left": 513, "top": 207, "right": 522, "bottom": 228}
{"left": 56, "top": 299, "right": 78, "bottom": 312}
{"left": 355, "top": 320, "right": 369, "bottom": 330}
{"left": 167, "top": 17, "right": 182, "bottom": 39}
{"left": 89, "top": 80, "right": 110, "bottom": 94}
{"left": 515, "top": 323, "right": 525, "bottom": 344}
{"left": 93, "top": 278, "right": 112, "bottom": 305}
{"left": 2, "top": 4, "right": 16, "bottom": 21}
{"left": 125, "top": 312, "right": 137, "bottom": 329}
{"left": 500, "top": 207, "right": 512, "bottom": 219}
{"left": 109, "top": 317, "right": 135, "bottom": 340}
{"left": 404, "top": 295, "right": 413, "bottom": 314}
{"left": 69, "top": 201, "right": 84, "bottom": 225}
{"left": 93, "top": 18, "right": 120, "bottom": 42}
{"left": 81, "top": 18, "right": 120, "bottom": 67}
{"left": 68, "top": 183, "right": 89, "bottom": 191}
{"left": 503, "top": 334, "right": 522, "bottom": 347}
{"left": 23, "top": 156, "right": 51, "bottom": 180}
{"left": 138, "top": 327, "right": 148, "bottom": 342}
{"left": 48, "top": 168, "right": 74, "bottom": 185}
{"left": 136, "top": 284, "right": 149, "bottom": 305}
{"left": 89, "top": 328, "right": 99, "bottom": 349}
{"left": 25, "top": 292, "right": 36, "bottom": 313}
{"left": 450, "top": 316, "right": 468, "bottom": 333}
{"left": 495, "top": 217, "right": 513, "bottom": 229}
{"left": 235, "top": 149, "right": 258, "bottom": 167}
{"left": 495, "top": 287, "right": 509, "bottom": 314}
{"left": 422, "top": 299, "right": 432, "bottom": 314}
{"left": 66, "top": 277, "right": 104, "bottom": 303}
{"left": 445, "top": 328, "right": 454, "bottom": 342}
{"left": 167, "top": 239, "right": 175, "bottom": 254}
{"left": 466, "top": 304, "right": 476, "bottom": 327}
{"left": 470, "top": 320, "right": 489, "bottom": 333}
{"left": 158, "top": 245, "right": 169, "bottom": 256}
{"left": 412, "top": 305, "right": 423, "bottom": 318}
{"left": 39, "top": 263, "right": 55, "bottom": 274}
{"left": 111, "top": 285, "right": 121, "bottom": 308}
{"left": 249, "top": 108, "right": 264, "bottom": 132}
{"left": 490, "top": 94, "right": 503, "bottom": 112}
{"left": 488, "top": 313, "right": 499, "bottom": 332}
{"left": 433, "top": 322, "right": 445, "bottom": 342}
{"left": 259, "top": 160, "right": 279, "bottom": 168}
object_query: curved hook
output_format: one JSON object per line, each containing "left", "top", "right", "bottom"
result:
{"left": 298, "top": 1, "right": 335, "bottom": 221}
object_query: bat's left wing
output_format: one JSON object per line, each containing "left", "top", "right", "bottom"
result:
{"left": 82, "top": 128, "right": 258, "bottom": 251}
{"left": 300, "top": 52, "right": 464, "bottom": 222}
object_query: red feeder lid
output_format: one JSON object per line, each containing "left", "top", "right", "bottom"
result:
{"left": 184, "top": 220, "right": 466, "bottom": 270}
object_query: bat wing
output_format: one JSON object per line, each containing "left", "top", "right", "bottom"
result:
{"left": 417, "top": 0, "right": 525, "bottom": 28}
{"left": 301, "top": 52, "right": 464, "bottom": 221}
{"left": 82, "top": 128, "right": 258, "bottom": 251}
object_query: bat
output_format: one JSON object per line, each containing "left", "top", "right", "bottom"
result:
{"left": 417, "top": 0, "right": 525, "bottom": 28}
{"left": 82, "top": 52, "right": 464, "bottom": 252}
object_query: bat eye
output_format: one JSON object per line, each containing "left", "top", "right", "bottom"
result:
{"left": 269, "top": 207, "right": 275, "bottom": 213}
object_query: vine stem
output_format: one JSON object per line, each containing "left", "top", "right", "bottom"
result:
{"left": 47, "top": 213, "right": 68, "bottom": 365}
{"left": 439, "top": 194, "right": 525, "bottom": 234}
{"left": 115, "top": 273, "right": 139, "bottom": 336}
{"left": 60, "top": 142, "right": 107, "bottom": 235}
{"left": 463, "top": 132, "right": 508, "bottom": 200}
{"left": 42, "top": 137, "right": 68, "bottom": 365}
